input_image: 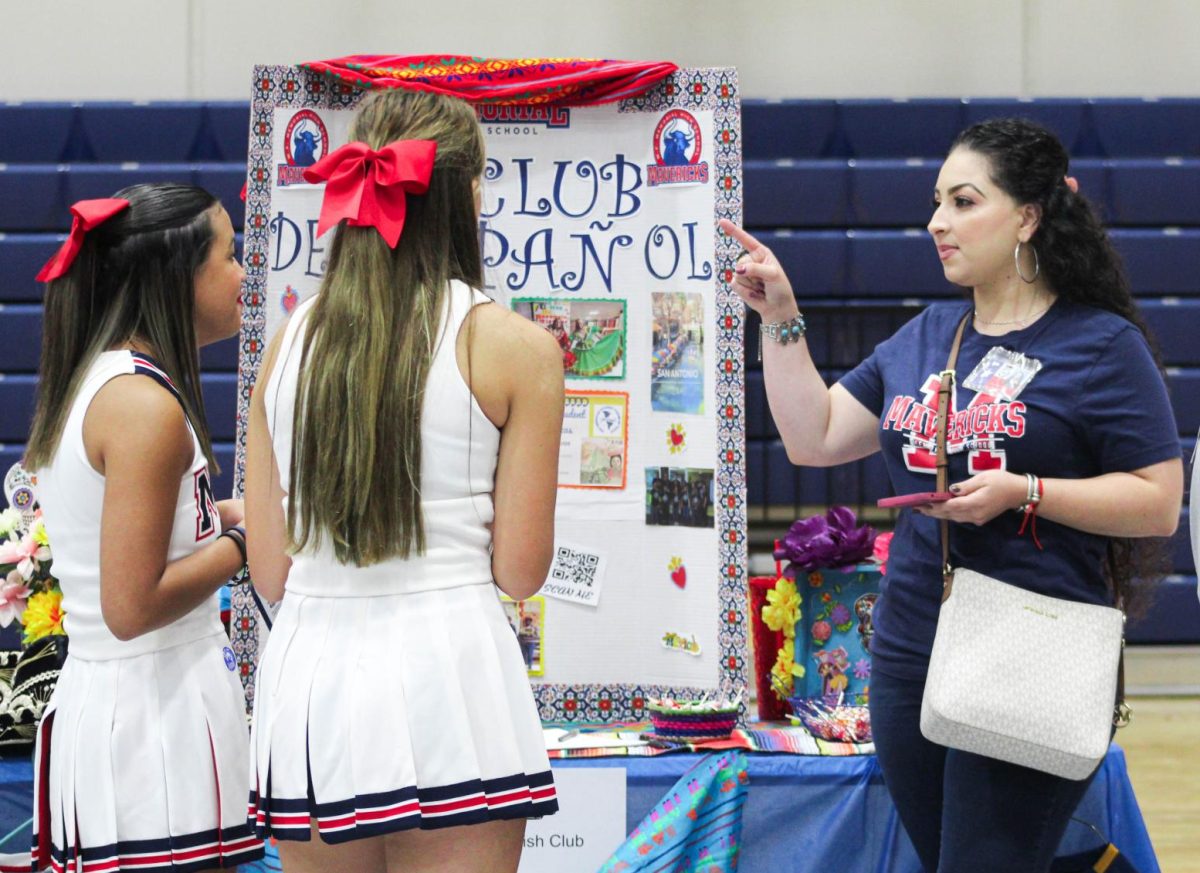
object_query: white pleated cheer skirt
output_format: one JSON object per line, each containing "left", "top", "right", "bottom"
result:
{"left": 30, "top": 632, "right": 263, "bottom": 873}
{"left": 249, "top": 582, "right": 558, "bottom": 844}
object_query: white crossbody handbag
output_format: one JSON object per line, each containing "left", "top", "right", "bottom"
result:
{"left": 919, "top": 316, "right": 1127, "bottom": 781}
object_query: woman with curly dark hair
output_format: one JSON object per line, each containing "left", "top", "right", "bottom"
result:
{"left": 721, "top": 117, "right": 1182, "bottom": 871}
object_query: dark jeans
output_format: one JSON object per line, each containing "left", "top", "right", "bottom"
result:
{"left": 869, "top": 667, "right": 1101, "bottom": 873}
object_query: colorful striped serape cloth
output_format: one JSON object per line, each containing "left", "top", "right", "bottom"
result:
{"left": 301, "top": 55, "right": 678, "bottom": 105}
{"left": 545, "top": 724, "right": 873, "bottom": 758}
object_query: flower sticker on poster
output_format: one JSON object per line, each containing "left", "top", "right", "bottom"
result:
{"left": 651, "top": 292, "right": 704, "bottom": 414}
{"left": 560, "top": 391, "right": 629, "bottom": 489}
{"left": 513, "top": 298, "right": 627, "bottom": 380}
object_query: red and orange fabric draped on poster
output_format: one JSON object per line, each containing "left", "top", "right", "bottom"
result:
{"left": 301, "top": 54, "right": 678, "bottom": 105}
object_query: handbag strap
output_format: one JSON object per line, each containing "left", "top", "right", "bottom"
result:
{"left": 934, "top": 313, "right": 1131, "bottom": 725}
{"left": 936, "top": 314, "right": 971, "bottom": 602}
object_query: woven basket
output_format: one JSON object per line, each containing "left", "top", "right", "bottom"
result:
{"left": 648, "top": 700, "right": 738, "bottom": 743}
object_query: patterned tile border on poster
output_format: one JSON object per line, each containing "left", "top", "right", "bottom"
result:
{"left": 232, "top": 64, "right": 747, "bottom": 723}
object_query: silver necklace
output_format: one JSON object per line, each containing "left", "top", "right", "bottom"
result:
{"left": 973, "top": 296, "right": 1053, "bottom": 328}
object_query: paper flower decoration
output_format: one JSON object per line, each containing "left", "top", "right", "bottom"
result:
{"left": 830, "top": 602, "right": 852, "bottom": 633}
{"left": 774, "top": 506, "right": 877, "bottom": 575}
{"left": 762, "top": 576, "right": 800, "bottom": 639}
{"left": 770, "top": 637, "right": 805, "bottom": 697}
{"left": 0, "top": 573, "right": 31, "bottom": 628}
{"left": 811, "top": 619, "right": 832, "bottom": 645}
{"left": 873, "top": 531, "right": 894, "bottom": 575}
{"left": 854, "top": 658, "right": 872, "bottom": 680}
{"left": 22, "top": 589, "right": 66, "bottom": 645}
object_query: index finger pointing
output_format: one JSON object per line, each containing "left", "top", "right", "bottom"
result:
{"left": 718, "top": 219, "right": 763, "bottom": 253}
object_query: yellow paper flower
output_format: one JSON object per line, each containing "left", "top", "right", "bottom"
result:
{"left": 21, "top": 589, "right": 66, "bottom": 645}
{"left": 762, "top": 576, "right": 801, "bottom": 638}
{"left": 770, "top": 637, "right": 806, "bottom": 697}
{"left": 32, "top": 519, "right": 49, "bottom": 548}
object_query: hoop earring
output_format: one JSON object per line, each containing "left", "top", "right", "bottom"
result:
{"left": 1014, "top": 241, "right": 1039, "bottom": 284}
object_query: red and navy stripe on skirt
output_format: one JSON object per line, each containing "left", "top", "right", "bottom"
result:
{"left": 250, "top": 770, "right": 558, "bottom": 842}
{"left": 36, "top": 825, "right": 263, "bottom": 873}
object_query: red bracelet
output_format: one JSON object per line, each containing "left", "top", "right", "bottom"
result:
{"left": 1017, "top": 475, "right": 1044, "bottom": 550}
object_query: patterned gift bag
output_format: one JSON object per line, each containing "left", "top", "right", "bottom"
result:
{"left": 795, "top": 566, "right": 880, "bottom": 706}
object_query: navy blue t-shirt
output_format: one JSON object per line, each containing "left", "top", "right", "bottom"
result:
{"left": 839, "top": 300, "right": 1181, "bottom": 680}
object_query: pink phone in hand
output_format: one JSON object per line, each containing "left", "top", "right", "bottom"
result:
{"left": 876, "top": 491, "right": 956, "bottom": 509}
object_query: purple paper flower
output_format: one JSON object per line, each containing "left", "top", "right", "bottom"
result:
{"left": 854, "top": 658, "right": 871, "bottom": 680}
{"left": 774, "top": 506, "right": 877, "bottom": 574}
{"left": 830, "top": 602, "right": 852, "bottom": 633}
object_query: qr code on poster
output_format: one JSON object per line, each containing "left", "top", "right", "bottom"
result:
{"left": 551, "top": 547, "right": 601, "bottom": 588}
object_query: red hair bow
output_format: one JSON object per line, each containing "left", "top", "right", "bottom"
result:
{"left": 37, "top": 198, "right": 131, "bottom": 282}
{"left": 303, "top": 140, "right": 437, "bottom": 247}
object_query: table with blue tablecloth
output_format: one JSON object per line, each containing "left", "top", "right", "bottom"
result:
{"left": 554, "top": 745, "right": 1158, "bottom": 873}
{"left": 0, "top": 746, "right": 1157, "bottom": 871}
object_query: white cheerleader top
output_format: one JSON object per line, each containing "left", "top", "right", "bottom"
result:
{"left": 264, "top": 281, "right": 501, "bottom": 597}
{"left": 35, "top": 351, "right": 225, "bottom": 660}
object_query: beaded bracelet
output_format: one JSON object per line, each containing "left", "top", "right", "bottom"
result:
{"left": 758, "top": 312, "right": 807, "bottom": 361}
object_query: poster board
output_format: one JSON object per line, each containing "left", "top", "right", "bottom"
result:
{"left": 232, "top": 64, "right": 747, "bottom": 723}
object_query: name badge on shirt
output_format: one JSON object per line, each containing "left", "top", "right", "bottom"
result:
{"left": 963, "top": 347, "right": 1042, "bottom": 402}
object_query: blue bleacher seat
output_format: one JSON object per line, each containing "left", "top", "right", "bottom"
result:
{"left": 1169, "top": 509, "right": 1194, "bottom": 575}
{"left": 199, "top": 373, "right": 239, "bottom": 442}
{"left": 1110, "top": 229, "right": 1200, "bottom": 295}
{"left": 212, "top": 441, "right": 236, "bottom": 500}
{"left": 62, "top": 164, "right": 197, "bottom": 226}
{"left": 1166, "top": 369, "right": 1200, "bottom": 432}
{"left": 0, "top": 236, "right": 58, "bottom": 302}
{"left": 200, "top": 336, "right": 239, "bottom": 371}
{"left": 746, "top": 441, "right": 765, "bottom": 506}
{"left": 838, "top": 100, "right": 963, "bottom": 158}
{"left": 1090, "top": 98, "right": 1200, "bottom": 158}
{"left": 846, "top": 230, "right": 957, "bottom": 297}
{"left": 757, "top": 231, "right": 848, "bottom": 298}
{"left": 1126, "top": 575, "right": 1200, "bottom": 644}
{"left": 193, "top": 164, "right": 247, "bottom": 230}
{"left": 0, "top": 375, "right": 36, "bottom": 442}
{"left": 0, "top": 103, "right": 75, "bottom": 163}
{"left": 1107, "top": 159, "right": 1200, "bottom": 226}
{"left": 961, "top": 98, "right": 1090, "bottom": 155}
{"left": 849, "top": 159, "right": 939, "bottom": 227}
{"left": 0, "top": 305, "right": 41, "bottom": 371}
{"left": 206, "top": 104, "right": 251, "bottom": 163}
{"left": 0, "top": 373, "right": 239, "bottom": 445}
{"left": 745, "top": 371, "right": 772, "bottom": 440}
{"left": 0, "top": 167, "right": 63, "bottom": 232}
{"left": 1140, "top": 299, "right": 1200, "bottom": 367}
{"left": 1065, "top": 158, "right": 1109, "bottom": 221}
{"left": 0, "top": 306, "right": 238, "bottom": 375}
{"left": 743, "top": 160, "right": 848, "bottom": 227}
{"left": 77, "top": 103, "right": 206, "bottom": 163}
{"left": 741, "top": 100, "right": 838, "bottom": 160}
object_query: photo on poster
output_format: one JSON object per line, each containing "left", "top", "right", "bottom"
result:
{"left": 500, "top": 595, "right": 546, "bottom": 677}
{"left": 559, "top": 391, "right": 629, "bottom": 489}
{"left": 644, "top": 466, "right": 714, "bottom": 528}
{"left": 513, "top": 298, "right": 627, "bottom": 379}
{"left": 651, "top": 292, "right": 705, "bottom": 414}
